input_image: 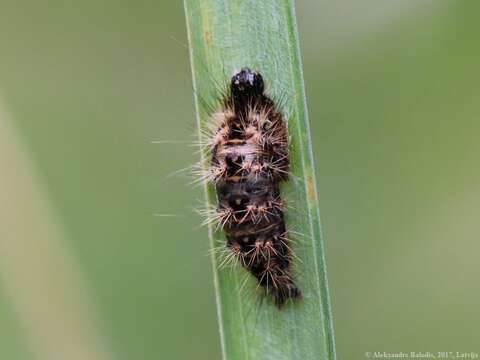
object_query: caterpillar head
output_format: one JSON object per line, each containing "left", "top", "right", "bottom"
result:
{"left": 231, "top": 68, "right": 264, "bottom": 105}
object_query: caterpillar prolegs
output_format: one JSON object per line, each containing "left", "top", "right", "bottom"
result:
{"left": 207, "top": 68, "right": 301, "bottom": 308}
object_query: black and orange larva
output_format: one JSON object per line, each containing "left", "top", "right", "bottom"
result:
{"left": 207, "top": 67, "right": 301, "bottom": 308}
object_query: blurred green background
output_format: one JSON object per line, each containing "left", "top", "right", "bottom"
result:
{"left": 0, "top": 1, "right": 479, "bottom": 359}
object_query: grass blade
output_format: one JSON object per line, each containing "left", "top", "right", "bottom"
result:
{"left": 183, "top": 1, "right": 336, "bottom": 359}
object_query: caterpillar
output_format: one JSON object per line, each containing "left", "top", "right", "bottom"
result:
{"left": 206, "top": 67, "right": 301, "bottom": 308}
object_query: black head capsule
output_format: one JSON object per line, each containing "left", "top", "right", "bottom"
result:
{"left": 231, "top": 68, "right": 264, "bottom": 110}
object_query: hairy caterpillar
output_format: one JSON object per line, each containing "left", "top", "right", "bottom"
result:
{"left": 206, "top": 67, "right": 301, "bottom": 308}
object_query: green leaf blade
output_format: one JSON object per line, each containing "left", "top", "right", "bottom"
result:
{"left": 184, "top": 1, "right": 336, "bottom": 359}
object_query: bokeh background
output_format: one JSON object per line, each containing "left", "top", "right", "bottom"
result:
{"left": 1, "top": 1, "right": 479, "bottom": 359}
